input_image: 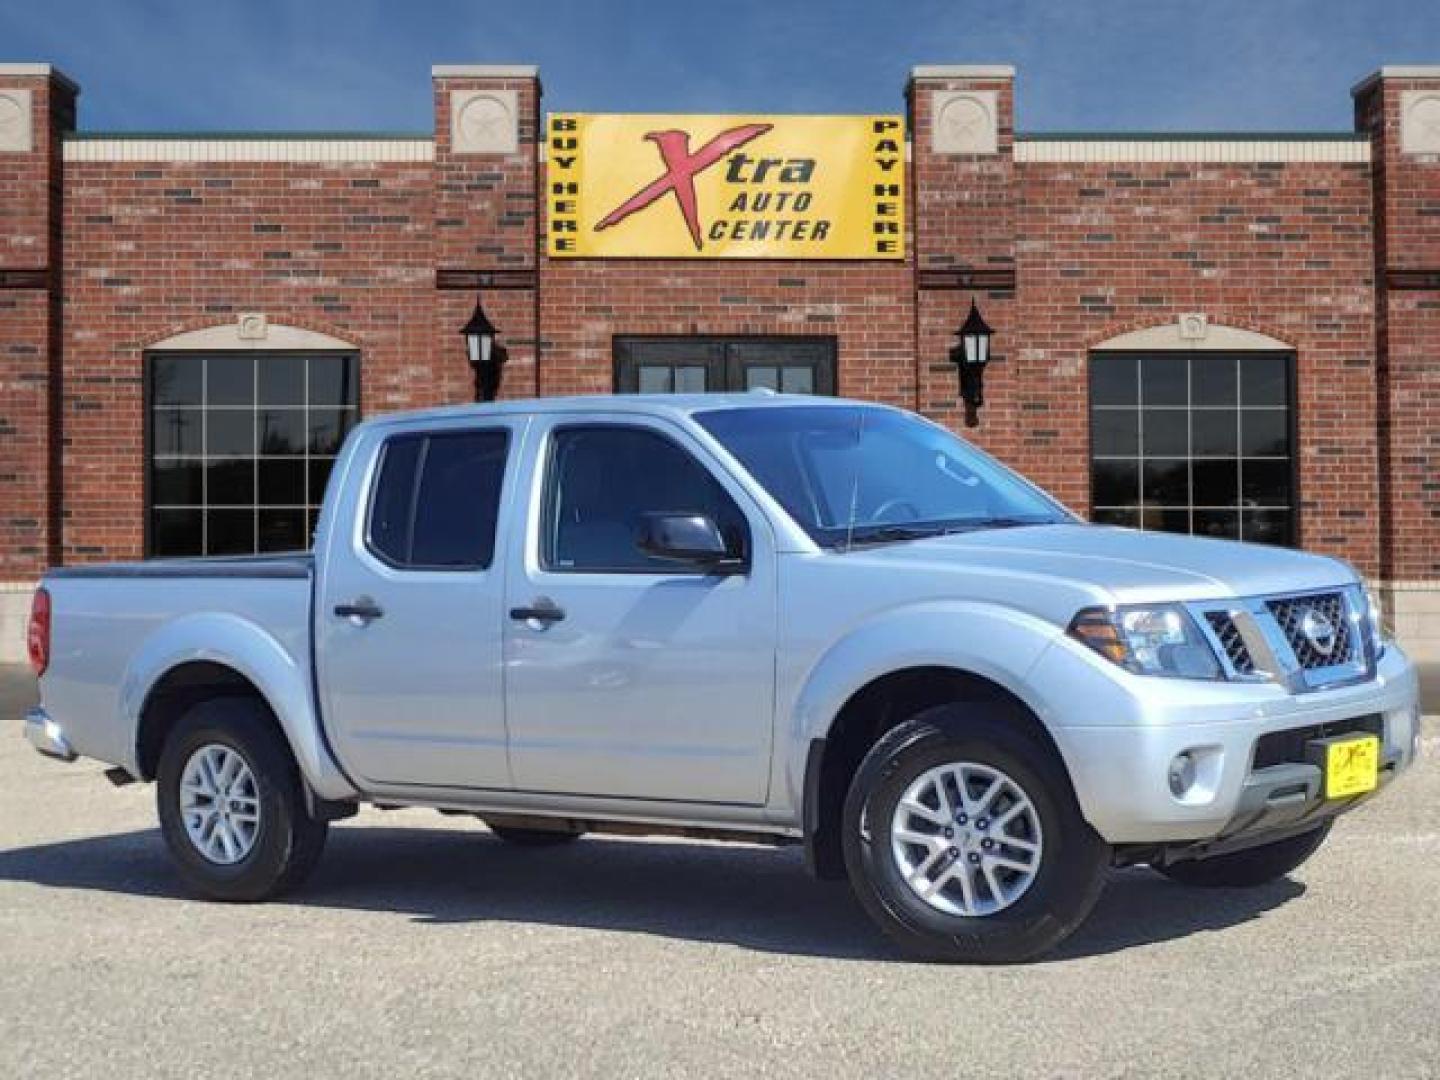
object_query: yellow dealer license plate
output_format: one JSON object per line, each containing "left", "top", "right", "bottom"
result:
{"left": 1325, "top": 735, "right": 1380, "bottom": 799}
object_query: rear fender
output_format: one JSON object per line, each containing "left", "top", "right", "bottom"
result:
{"left": 120, "top": 612, "right": 357, "bottom": 800}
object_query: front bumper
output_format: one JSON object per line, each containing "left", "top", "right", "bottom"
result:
{"left": 23, "top": 707, "right": 77, "bottom": 762}
{"left": 1039, "top": 642, "right": 1422, "bottom": 845}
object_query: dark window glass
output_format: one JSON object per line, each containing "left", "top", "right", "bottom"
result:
{"left": 206, "top": 411, "right": 254, "bottom": 457}
{"left": 151, "top": 459, "right": 203, "bottom": 505}
{"left": 1191, "top": 410, "right": 1237, "bottom": 458}
{"left": 1092, "top": 507, "right": 1139, "bottom": 529}
{"left": 151, "top": 357, "right": 204, "bottom": 408}
{"left": 206, "top": 509, "right": 255, "bottom": 555}
{"left": 258, "top": 459, "right": 306, "bottom": 505}
{"left": 545, "top": 426, "right": 748, "bottom": 571}
{"left": 207, "top": 459, "right": 254, "bottom": 506}
{"left": 1192, "top": 460, "right": 1240, "bottom": 507}
{"left": 366, "top": 431, "right": 508, "bottom": 570}
{"left": 1240, "top": 355, "right": 1288, "bottom": 407}
{"left": 206, "top": 356, "right": 254, "bottom": 407}
{"left": 1090, "top": 354, "right": 1138, "bottom": 407}
{"left": 1243, "top": 509, "right": 1291, "bottom": 546}
{"left": 411, "top": 433, "right": 508, "bottom": 568}
{"left": 1241, "top": 459, "right": 1291, "bottom": 506}
{"left": 152, "top": 509, "right": 203, "bottom": 556}
{"left": 1091, "top": 459, "right": 1139, "bottom": 507}
{"left": 1139, "top": 356, "right": 1187, "bottom": 406}
{"left": 147, "top": 352, "right": 358, "bottom": 557}
{"left": 1193, "top": 509, "right": 1240, "bottom": 540}
{"left": 309, "top": 355, "right": 358, "bottom": 408}
{"left": 1191, "top": 357, "right": 1237, "bottom": 408}
{"left": 258, "top": 508, "right": 308, "bottom": 552}
{"left": 1089, "top": 350, "right": 1293, "bottom": 547}
{"left": 153, "top": 410, "right": 202, "bottom": 455}
{"left": 258, "top": 355, "right": 306, "bottom": 407}
{"left": 1241, "top": 410, "right": 1289, "bottom": 457}
{"left": 368, "top": 437, "right": 422, "bottom": 565}
{"left": 1142, "top": 459, "right": 1189, "bottom": 505}
{"left": 1091, "top": 410, "right": 1139, "bottom": 457}
{"left": 308, "top": 458, "right": 336, "bottom": 505}
{"left": 257, "top": 409, "right": 306, "bottom": 455}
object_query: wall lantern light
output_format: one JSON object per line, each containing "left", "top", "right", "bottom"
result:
{"left": 461, "top": 294, "right": 506, "bottom": 403}
{"left": 949, "top": 299, "right": 994, "bottom": 428}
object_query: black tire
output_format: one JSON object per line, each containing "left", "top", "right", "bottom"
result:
{"left": 842, "top": 703, "right": 1110, "bottom": 964}
{"left": 156, "top": 697, "right": 328, "bottom": 902}
{"left": 484, "top": 822, "right": 585, "bottom": 846}
{"left": 1155, "top": 820, "right": 1332, "bottom": 888}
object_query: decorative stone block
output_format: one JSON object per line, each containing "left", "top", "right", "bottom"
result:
{"left": 932, "top": 90, "right": 998, "bottom": 155}
{"left": 1400, "top": 90, "right": 1440, "bottom": 155}
{"left": 0, "top": 88, "right": 33, "bottom": 152}
{"left": 451, "top": 88, "right": 519, "bottom": 155}
{"left": 237, "top": 312, "right": 268, "bottom": 340}
{"left": 1178, "top": 313, "right": 1209, "bottom": 340}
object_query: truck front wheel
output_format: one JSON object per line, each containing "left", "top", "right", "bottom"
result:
{"left": 156, "top": 697, "right": 328, "bottom": 902}
{"left": 842, "top": 703, "right": 1110, "bottom": 963}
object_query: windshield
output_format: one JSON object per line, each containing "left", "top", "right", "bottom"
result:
{"left": 695, "top": 405, "right": 1073, "bottom": 549}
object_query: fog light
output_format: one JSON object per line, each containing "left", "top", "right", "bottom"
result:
{"left": 1168, "top": 751, "right": 1198, "bottom": 797}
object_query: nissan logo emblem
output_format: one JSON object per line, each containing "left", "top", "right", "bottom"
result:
{"left": 1299, "top": 608, "right": 1338, "bottom": 657}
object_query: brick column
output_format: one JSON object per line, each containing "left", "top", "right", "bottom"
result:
{"left": 430, "top": 65, "right": 541, "bottom": 404}
{"left": 907, "top": 65, "right": 1024, "bottom": 467}
{"left": 1355, "top": 66, "right": 1440, "bottom": 659}
{"left": 0, "top": 64, "right": 75, "bottom": 659}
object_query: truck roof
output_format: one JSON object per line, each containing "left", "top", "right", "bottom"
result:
{"left": 361, "top": 391, "right": 877, "bottom": 429}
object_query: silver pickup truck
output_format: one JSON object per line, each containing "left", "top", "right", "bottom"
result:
{"left": 22, "top": 394, "right": 1422, "bottom": 962}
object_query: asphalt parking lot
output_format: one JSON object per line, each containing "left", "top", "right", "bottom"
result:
{"left": 2, "top": 665, "right": 1437, "bottom": 1079}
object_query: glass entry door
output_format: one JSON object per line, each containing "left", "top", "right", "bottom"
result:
{"left": 614, "top": 337, "right": 836, "bottom": 395}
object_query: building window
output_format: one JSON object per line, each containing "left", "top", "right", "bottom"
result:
{"left": 614, "top": 336, "right": 837, "bottom": 395}
{"left": 147, "top": 352, "right": 359, "bottom": 556}
{"left": 1089, "top": 351, "right": 1294, "bottom": 546}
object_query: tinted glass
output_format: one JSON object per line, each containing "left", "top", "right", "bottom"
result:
{"left": 411, "top": 432, "right": 508, "bottom": 568}
{"left": 1089, "top": 350, "right": 1293, "bottom": 547}
{"left": 148, "top": 352, "right": 358, "bottom": 557}
{"left": 546, "top": 426, "right": 748, "bottom": 570}
{"left": 367, "top": 436, "right": 422, "bottom": 565}
{"left": 695, "top": 407, "right": 1067, "bottom": 548}
{"left": 367, "top": 431, "right": 508, "bottom": 569}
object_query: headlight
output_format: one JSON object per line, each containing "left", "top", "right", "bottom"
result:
{"left": 1068, "top": 604, "right": 1223, "bottom": 679}
{"left": 1364, "top": 588, "right": 1387, "bottom": 660}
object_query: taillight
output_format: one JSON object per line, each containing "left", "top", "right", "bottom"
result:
{"left": 27, "top": 587, "right": 50, "bottom": 677}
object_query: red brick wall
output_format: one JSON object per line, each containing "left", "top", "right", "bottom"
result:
{"left": 1357, "top": 75, "right": 1440, "bottom": 583}
{"left": 0, "top": 72, "right": 73, "bottom": 578}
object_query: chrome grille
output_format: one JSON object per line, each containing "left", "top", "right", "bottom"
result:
{"left": 1266, "top": 592, "right": 1355, "bottom": 670}
{"left": 1204, "top": 611, "right": 1255, "bottom": 675}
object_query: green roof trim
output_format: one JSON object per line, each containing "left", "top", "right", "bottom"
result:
{"left": 66, "top": 131, "right": 432, "bottom": 141}
{"left": 1018, "top": 131, "right": 1369, "bottom": 142}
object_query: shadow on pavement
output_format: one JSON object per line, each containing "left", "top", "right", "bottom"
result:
{"left": 0, "top": 823, "right": 1303, "bottom": 962}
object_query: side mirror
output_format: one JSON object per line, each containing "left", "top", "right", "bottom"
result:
{"left": 637, "top": 512, "right": 741, "bottom": 568}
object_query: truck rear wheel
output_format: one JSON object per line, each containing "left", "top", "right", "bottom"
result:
{"left": 842, "top": 703, "right": 1110, "bottom": 963}
{"left": 156, "top": 697, "right": 328, "bottom": 902}
{"left": 1155, "top": 820, "right": 1333, "bottom": 888}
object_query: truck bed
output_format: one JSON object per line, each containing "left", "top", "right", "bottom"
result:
{"left": 49, "top": 553, "right": 313, "bottom": 580}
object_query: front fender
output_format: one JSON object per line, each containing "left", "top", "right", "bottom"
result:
{"left": 773, "top": 601, "right": 1065, "bottom": 825}
{"left": 120, "top": 612, "right": 357, "bottom": 800}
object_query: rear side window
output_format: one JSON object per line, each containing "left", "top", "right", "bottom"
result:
{"left": 367, "top": 429, "right": 509, "bottom": 569}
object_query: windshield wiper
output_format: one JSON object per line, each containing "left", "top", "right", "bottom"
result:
{"left": 842, "top": 524, "right": 953, "bottom": 548}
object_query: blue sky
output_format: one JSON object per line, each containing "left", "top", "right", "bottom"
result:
{"left": 3, "top": 0, "right": 1437, "bottom": 133}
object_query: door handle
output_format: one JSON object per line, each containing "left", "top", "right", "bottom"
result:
{"left": 509, "top": 599, "right": 566, "bottom": 626}
{"left": 334, "top": 597, "right": 384, "bottom": 622}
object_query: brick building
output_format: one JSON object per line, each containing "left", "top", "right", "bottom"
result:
{"left": 0, "top": 61, "right": 1437, "bottom": 661}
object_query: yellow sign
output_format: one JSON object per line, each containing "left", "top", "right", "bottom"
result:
{"left": 547, "top": 113, "right": 905, "bottom": 259}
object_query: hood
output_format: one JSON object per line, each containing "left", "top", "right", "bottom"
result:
{"left": 844, "top": 523, "right": 1357, "bottom": 611}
